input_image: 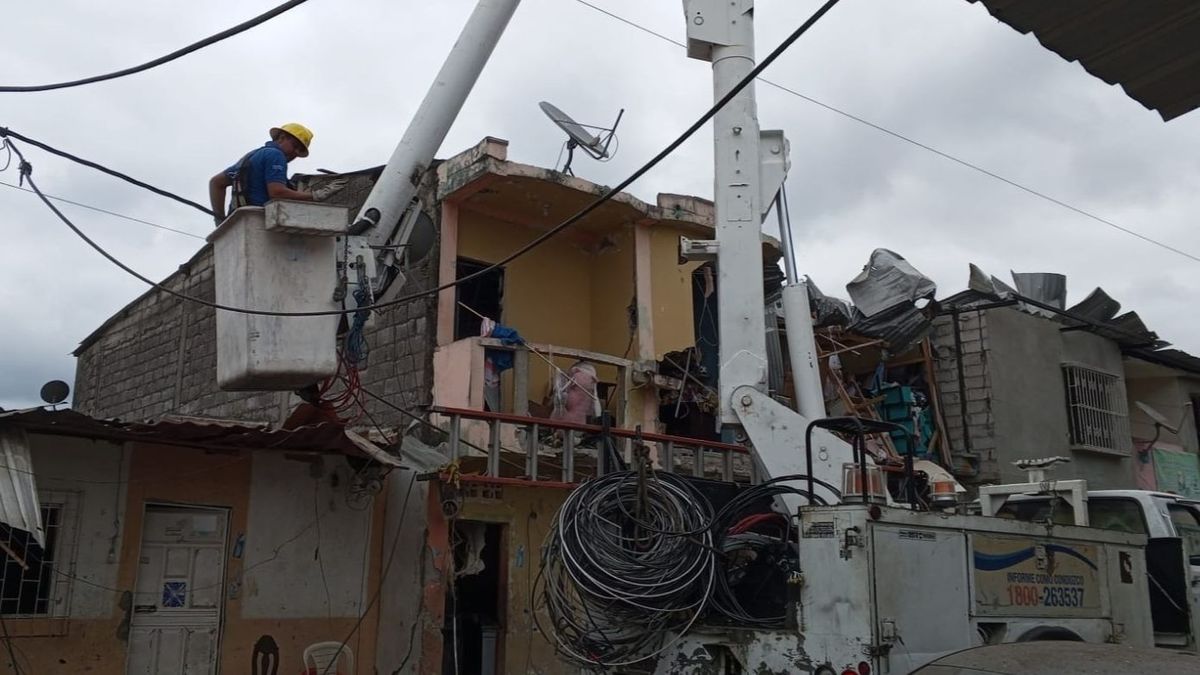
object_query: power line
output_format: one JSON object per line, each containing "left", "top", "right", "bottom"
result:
{"left": 0, "top": 0, "right": 315, "bottom": 93}
{"left": 0, "top": 180, "right": 205, "bottom": 240}
{"left": 2, "top": 0, "right": 845, "bottom": 319}
{"left": 571, "top": 0, "right": 1200, "bottom": 265}
{"left": 0, "top": 127, "right": 212, "bottom": 215}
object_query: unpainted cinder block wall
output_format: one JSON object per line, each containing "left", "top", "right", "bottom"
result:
{"left": 931, "top": 309, "right": 999, "bottom": 484}
{"left": 73, "top": 172, "right": 440, "bottom": 428}
{"left": 932, "top": 306, "right": 1134, "bottom": 489}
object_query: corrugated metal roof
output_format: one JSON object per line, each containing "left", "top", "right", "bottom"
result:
{"left": 967, "top": 0, "right": 1200, "bottom": 121}
{"left": 1124, "top": 347, "right": 1200, "bottom": 377}
{"left": 0, "top": 408, "right": 372, "bottom": 457}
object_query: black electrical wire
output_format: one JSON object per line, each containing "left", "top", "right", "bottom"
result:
{"left": 0, "top": 179, "right": 206, "bottom": 239}
{"left": 535, "top": 471, "right": 717, "bottom": 668}
{"left": 0, "top": 0, "right": 315, "bottom": 93}
{"left": 705, "top": 478, "right": 832, "bottom": 627}
{"left": 574, "top": 0, "right": 1200, "bottom": 266}
{"left": 0, "top": 127, "right": 213, "bottom": 215}
{"left": 3, "top": 0, "right": 843, "bottom": 319}
{"left": 536, "top": 470, "right": 842, "bottom": 666}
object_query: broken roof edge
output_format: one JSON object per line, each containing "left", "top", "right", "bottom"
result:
{"left": 436, "top": 137, "right": 782, "bottom": 254}
{"left": 437, "top": 137, "right": 708, "bottom": 226}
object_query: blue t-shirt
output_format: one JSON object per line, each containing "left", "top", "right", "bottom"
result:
{"left": 224, "top": 141, "right": 289, "bottom": 207}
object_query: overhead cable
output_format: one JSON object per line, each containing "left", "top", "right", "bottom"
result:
{"left": 0, "top": 127, "right": 213, "bottom": 215}
{"left": 0, "top": 0, "right": 315, "bottom": 93}
{"left": 572, "top": 0, "right": 1200, "bottom": 265}
{"left": 5, "top": 0, "right": 844, "bottom": 318}
{"left": 0, "top": 180, "right": 205, "bottom": 240}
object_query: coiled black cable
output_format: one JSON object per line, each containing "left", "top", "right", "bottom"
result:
{"left": 536, "top": 471, "right": 716, "bottom": 668}
{"left": 706, "top": 476, "right": 836, "bottom": 627}
{"left": 537, "top": 471, "right": 844, "bottom": 666}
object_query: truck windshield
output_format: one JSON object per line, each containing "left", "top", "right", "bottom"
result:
{"left": 996, "top": 497, "right": 1147, "bottom": 534}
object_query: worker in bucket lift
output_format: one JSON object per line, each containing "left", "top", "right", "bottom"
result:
{"left": 208, "top": 123, "right": 348, "bottom": 226}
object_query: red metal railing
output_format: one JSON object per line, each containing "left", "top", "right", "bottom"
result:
{"left": 431, "top": 406, "right": 754, "bottom": 484}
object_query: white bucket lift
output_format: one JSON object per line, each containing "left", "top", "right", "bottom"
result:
{"left": 208, "top": 0, "right": 520, "bottom": 392}
{"left": 208, "top": 202, "right": 348, "bottom": 390}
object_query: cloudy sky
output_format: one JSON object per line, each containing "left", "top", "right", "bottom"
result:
{"left": 2, "top": 0, "right": 1197, "bottom": 409}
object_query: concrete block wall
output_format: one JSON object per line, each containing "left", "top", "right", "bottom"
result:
{"left": 74, "top": 172, "right": 440, "bottom": 428}
{"left": 354, "top": 251, "right": 439, "bottom": 426}
{"left": 73, "top": 247, "right": 286, "bottom": 423}
{"left": 931, "top": 310, "right": 1000, "bottom": 483}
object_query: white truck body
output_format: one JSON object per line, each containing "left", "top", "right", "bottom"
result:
{"left": 654, "top": 504, "right": 1153, "bottom": 675}
{"left": 1000, "top": 489, "right": 1200, "bottom": 650}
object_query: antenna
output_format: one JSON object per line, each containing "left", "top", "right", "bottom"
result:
{"left": 1136, "top": 400, "right": 1178, "bottom": 434}
{"left": 1135, "top": 399, "right": 1195, "bottom": 456}
{"left": 539, "top": 101, "right": 624, "bottom": 176}
{"left": 39, "top": 380, "right": 70, "bottom": 406}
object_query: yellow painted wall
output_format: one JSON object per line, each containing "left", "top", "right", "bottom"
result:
{"left": 649, "top": 227, "right": 700, "bottom": 359}
{"left": 589, "top": 229, "right": 636, "bottom": 413}
{"left": 454, "top": 209, "right": 700, "bottom": 423}
{"left": 457, "top": 211, "right": 595, "bottom": 349}
{"left": 458, "top": 212, "right": 599, "bottom": 407}
{"left": 587, "top": 229, "right": 636, "bottom": 359}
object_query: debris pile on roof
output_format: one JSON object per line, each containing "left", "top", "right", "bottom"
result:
{"left": 945, "top": 263, "right": 1166, "bottom": 351}
{"left": 805, "top": 248, "right": 937, "bottom": 354}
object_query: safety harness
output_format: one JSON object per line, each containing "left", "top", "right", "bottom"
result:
{"left": 230, "top": 148, "right": 258, "bottom": 209}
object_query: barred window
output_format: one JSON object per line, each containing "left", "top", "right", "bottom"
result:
{"left": 1, "top": 493, "right": 76, "bottom": 617}
{"left": 1062, "top": 364, "right": 1131, "bottom": 454}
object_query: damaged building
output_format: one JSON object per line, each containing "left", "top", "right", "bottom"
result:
{"left": 19, "top": 139, "right": 1197, "bottom": 674}
{"left": 51, "top": 136, "right": 776, "bottom": 674}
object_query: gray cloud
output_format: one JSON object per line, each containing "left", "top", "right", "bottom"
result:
{"left": 2, "top": 0, "right": 1198, "bottom": 410}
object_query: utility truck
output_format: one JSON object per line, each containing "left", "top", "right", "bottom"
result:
{"left": 995, "top": 485, "right": 1200, "bottom": 651}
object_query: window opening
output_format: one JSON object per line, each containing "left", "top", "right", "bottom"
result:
{"left": 1062, "top": 364, "right": 1130, "bottom": 453}
{"left": 1, "top": 504, "right": 63, "bottom": 616}
{"left": 455, "top": 258, "right": 504, "bottom": 341}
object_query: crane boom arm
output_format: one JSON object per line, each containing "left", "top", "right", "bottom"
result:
{"left": 351, "top": 0, "right": 522, "bottom": 297}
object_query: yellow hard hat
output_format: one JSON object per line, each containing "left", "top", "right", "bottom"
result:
{"left": 269, "top": 122, "right": 313, "bottom": 157}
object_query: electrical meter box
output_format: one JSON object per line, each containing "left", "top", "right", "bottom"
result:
{"left": 208, "top": 203, "right": 347, "bottom": 390}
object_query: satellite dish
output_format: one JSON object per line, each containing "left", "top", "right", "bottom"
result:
{"left": 1136, "top": 401, "right": 1178, "bottom": 434}
{"left": 406, "top": 211, "right": 436, "bottom": 264}
{"left": 539, "top": 101, "right": 624, "bottom": 176}
{"left": 40, "top": 380, "right": 70, "bottom": 405}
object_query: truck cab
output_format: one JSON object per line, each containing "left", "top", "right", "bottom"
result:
{"left": 996, "top": 490, "right": 1200, "bottom": 649}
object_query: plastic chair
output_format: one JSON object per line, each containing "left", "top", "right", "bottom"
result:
{"left": 302, "top": 642, "right": 354, "bottom": 675}
{"left": 251, "top": 635, "right": 279, "bottom": 675}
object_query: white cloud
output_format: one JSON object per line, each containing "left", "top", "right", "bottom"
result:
{"left": 2, "top": 0, "right": 1198, "bottom": 409}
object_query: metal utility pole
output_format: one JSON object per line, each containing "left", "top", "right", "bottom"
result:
{"left": 683, "top": 0, "right": 770, "bottom": 431}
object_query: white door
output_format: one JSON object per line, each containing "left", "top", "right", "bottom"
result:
{"left": 127, "top": 504, "right": 229, "bottom": 675}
